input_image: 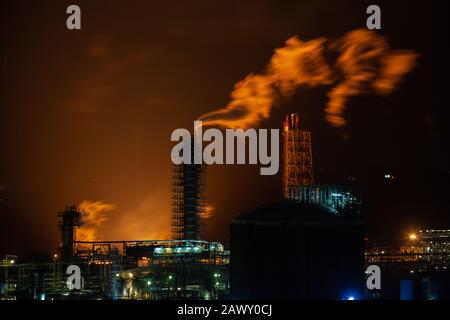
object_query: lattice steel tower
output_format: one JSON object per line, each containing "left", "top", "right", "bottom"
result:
{"left": 171, "top": 141, "right": 206, "bottom": 240}
{"left": 283, "top": 113, "right": 314, "bottom": 200}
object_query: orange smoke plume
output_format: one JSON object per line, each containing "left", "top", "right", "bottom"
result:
{"left": 199, "top": 29, "right": 417, "bottom": 129}
{"left": 199, "top": 74, "right": 275, "bottom": 129}
{"left": 77, "top": 200, "right": 116, "bottom": 241}
{"left": 199, "top": 37, "right": 332, "bottom": 128}
{"left": 325, "top": 29, "right": 418, "bottom": 127}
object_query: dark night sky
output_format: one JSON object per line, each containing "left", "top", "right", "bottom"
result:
{"left": 0, "top": 0, "right": 448, "bottom": 255}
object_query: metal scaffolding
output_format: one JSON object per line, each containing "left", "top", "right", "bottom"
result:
{"left": 283, "top": 113, "right": 314, "bottom": 201}
{"left": 171, "top": 162, "right": 206, "bottom": 240}
{"left": 285, "top": 185, "right": 365, "bottom": 217}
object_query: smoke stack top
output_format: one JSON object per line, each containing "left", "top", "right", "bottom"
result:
{"left": 284, "top": 113, "right": 301, "bottom": 132}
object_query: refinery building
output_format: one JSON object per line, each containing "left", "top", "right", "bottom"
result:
{"left": 1, "top": 114, "right": 450, "bottom": 300}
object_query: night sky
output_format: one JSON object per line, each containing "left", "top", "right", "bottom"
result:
{"left": 0, "top": 0, "right": 448, "bottom": 255}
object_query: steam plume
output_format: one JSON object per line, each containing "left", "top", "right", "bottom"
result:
{"left": 199, "top": 29, "right": 417, "bottom": 129}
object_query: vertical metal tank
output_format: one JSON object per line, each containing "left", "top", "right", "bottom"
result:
{"left": 231, "top": 202, "right": 365, "bottom": 299}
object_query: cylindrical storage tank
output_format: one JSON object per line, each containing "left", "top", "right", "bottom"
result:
{"left": 231, "top": 202, "right": 365, "bottom": 299}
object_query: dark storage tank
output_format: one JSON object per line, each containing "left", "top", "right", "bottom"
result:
{"left": 231, "top": 202, "right": 365, "bottom": 299}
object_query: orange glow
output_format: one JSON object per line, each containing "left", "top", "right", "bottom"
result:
{"left": 409, "top": 233, "right": 417, "bottom": 240}
{"left": 202, "top": 203, "right": 215, "bottom": 219}
{"left": 138, "top": 258, "right": 149, "bottom": 267}
{"left": 77, "top": 200, "right": 115, "bottom": 241}
{"left": 77, "top": 194, "right": 171, "bottom": 242}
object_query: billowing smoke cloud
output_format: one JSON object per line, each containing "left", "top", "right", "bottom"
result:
{"left": 199, "top": 29, "right": 417, "bottom": 129}
{"left": 77, "top": 200, "right": 116, "bottom": 241}
{"left": 325, "top": 29, "right": 418, "bottom": 127}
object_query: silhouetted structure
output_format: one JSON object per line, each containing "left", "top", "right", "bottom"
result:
{"left": 366, "top": 230, "right": 450, "bottom": 299}
{"left": 231, "top": 203, "right": 365, "bottom": 299}
{"left": 58, "top": 205, "right": 82, "bottom": 259}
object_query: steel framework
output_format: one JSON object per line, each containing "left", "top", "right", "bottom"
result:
{"left": 365, "top": 230, "right": 450, "bottom": 270}
{"left": 283, "top": 113, "right": 314, "bottom": 200}
{"left": 171, "top": 162, "right": 206, "bottom": 240}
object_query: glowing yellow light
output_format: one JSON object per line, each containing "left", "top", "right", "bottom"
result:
{"left": 53, "top": 254, "right": 58, "bottom": 259}
{"left": 10, "top": 260, "right": 15, "bottom": 264}
{"left": 128, "top": 273, "right": 133, "bottom": 278}
{"left": 409, "top": 234, "right": 417, "bottom": 240}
